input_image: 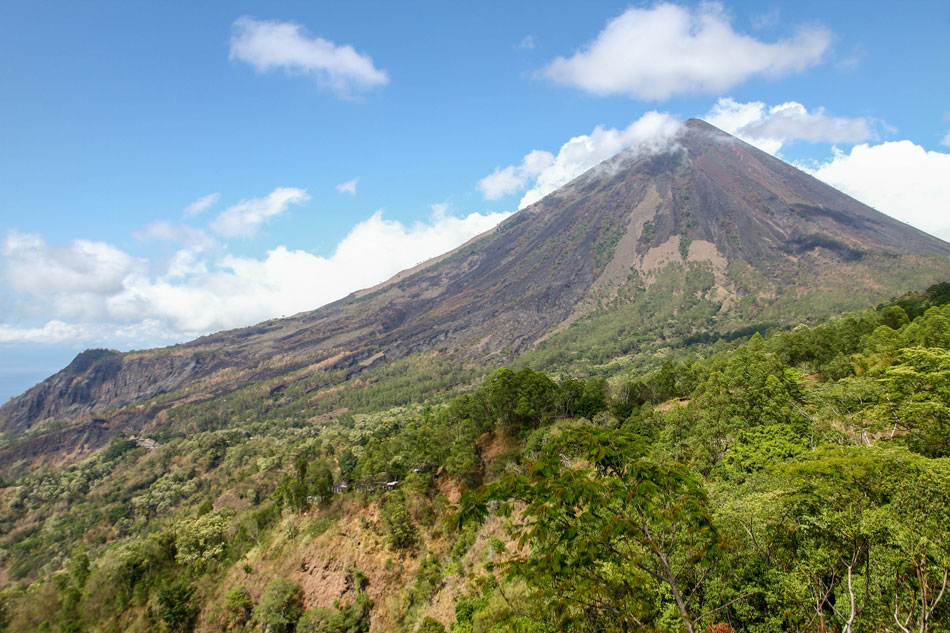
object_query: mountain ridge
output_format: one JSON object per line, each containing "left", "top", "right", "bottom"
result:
{"left": 2, "top": 118, "right": 948, "bottom": 467}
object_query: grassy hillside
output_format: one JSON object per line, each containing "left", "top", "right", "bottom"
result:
{"left": 1, "top": 282, "right": 949, "bottom": 632}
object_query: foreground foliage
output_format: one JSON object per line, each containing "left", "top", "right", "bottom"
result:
{"left": 0, "top": 283, "right": 949, "bottom": 632}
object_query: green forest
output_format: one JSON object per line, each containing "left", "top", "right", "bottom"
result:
{"left": 1, "top": 283, "right": 949, "bottom": 632}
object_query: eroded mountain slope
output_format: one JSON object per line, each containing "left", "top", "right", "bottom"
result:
{"left": 2, "top": 119, "right": 948, "bottom": 462}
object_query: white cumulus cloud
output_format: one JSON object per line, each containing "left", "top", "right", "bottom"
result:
{"left": 0, "top": 320, "right": 189, "bottom": 347}
{"left": 1, "top": 231, "right": 143, "bottom": 298}
{"left": 0, "top": 205, "right": 510, "bottom": 346}
{"left": 230, "top": 16, "right": 389, "bottom": 97}
{"left": 210, "top": 187, "right": 310, "bottom": 239}
{"left": 477, "top": 150, "right": 555, "bottom": 200}
{"left": 125, "top": 207, "right": 509, "bottom": 333}
{"left": 542, "top": 3, "right": 831, "bottom": 101}
{"left": 706, "top": 97, "right": 873, "bottom": 155}
{"left": 478, "top": 111, "right": 683, "bottom": 208}
{"left": 804, "top": 141, "right": 950, "bottom": 240}
{"left": 336, "top": 178, "right": 359, "bottom": 195}
{"left": 0, "top": 320, "right": 85, "bottom": 344}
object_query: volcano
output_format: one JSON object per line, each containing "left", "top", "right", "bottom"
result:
{"left": 2, "top": 119, "right": 948, "bottom": 465}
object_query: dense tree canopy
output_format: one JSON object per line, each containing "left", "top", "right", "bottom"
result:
{"left": 2, "top": 283, "right": 950, "bottom": 632}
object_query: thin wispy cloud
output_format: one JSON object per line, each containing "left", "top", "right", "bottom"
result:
{"left": 542, "top": 3, "right": 831, "bottom": 101}
{"left": 517, "top": 35, "right": 536, "bottom": 50}
{"left": 834, "top": 44, "right": 865, "bottom": 71}
{"left": 183, "top": 192, "right": 220, "bottom": 217}
{"left": 750, "top": 9, "right": 780, "bottom": 30}
{"left": 229, "top": 16, "right": 389, "bottom": 97}
{"left": 137, "top": 221, "right": 215, "bottom": 253}
{"left": 210, "top": 187, "right": 310, "bottom": 238}
{"left": 336, "top": 178, "right": 359, "bottom": 195}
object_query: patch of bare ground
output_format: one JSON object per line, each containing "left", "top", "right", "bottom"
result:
{"left": 540, "top": 184, "right": 663, "bottom": 341}
{"left": 478, "top": 431, "right": 514, "bottom": 465}
{"left": 638, "top": 235, "right": 682, "bottom": 282}
{"left": 308, "top": 408, "right": 350, "bottom": 426}
{"left": 195, "top": 431, "right": 527, "bottom": 632}
{"left": 213, "top": 490, "right": 250, "bottom": 514}
{"left": 197, "top": 491, "right": 453, "bottom": 632}
{"left": 424, "top": 513, "right": 511, "bottom": 626}
{"left": 654, "top": 397, "right": 690, "bottom": 412}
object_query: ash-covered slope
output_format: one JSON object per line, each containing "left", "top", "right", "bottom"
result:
{"left": 669, "top": 119, "right": 947, "bottom": 259}
{"left": 2, "top": 119, "right": 948, "bottom": 445}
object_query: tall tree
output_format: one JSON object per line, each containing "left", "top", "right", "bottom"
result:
{"left": 461, "top": 426, "right": 724, "bottom": 632}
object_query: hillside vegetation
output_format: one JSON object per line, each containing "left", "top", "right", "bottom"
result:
{"left": 6, "top": 119, "right": 950, "bottom": 465}
{"left": 1, "top": 282, "right": 950, "bottom": 632}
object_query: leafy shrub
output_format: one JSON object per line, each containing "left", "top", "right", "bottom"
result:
{"left": 382, "top": 492, "right": 417, "bottom": 550}
{"left": 157, "top": 579, "right": 198, "bottom": 633}
{"left": 724, "top": 424, "right": 809, "bottom": 473}
{"left": 174, "top": 510, "right": 232, "bottom": 570}
{"left": 254, "top": 578, "right": 303, "bottom": 633}
{"left": 223, "top": 585, "right": 253, "bottom": 629}
{"left": 415, "top": 616, "right": 445, "bottom": 633}
{"left": 297, "top": 592, "right": 371, "bottom": 633}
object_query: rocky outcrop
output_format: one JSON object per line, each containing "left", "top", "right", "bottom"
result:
{"left": 0, "top": 349, "right": 213, "bottom": 435}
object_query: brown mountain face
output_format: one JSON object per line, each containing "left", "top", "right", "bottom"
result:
{"left": 2, "top": 119, "right": 948, "bottom": 462}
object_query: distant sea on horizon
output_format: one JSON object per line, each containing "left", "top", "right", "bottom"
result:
{"left": 0, "top": 371, "right": 49, "bottom": 404}
{"left": 0, "top": 345, "right": 83, "bottom": 405}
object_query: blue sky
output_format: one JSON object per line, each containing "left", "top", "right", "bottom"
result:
{"left": 2, "top": 1, "right": 949, "bottom": 401}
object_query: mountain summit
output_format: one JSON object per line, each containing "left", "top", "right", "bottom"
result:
{"left": 2, "top": 119, "right": 948, "bottom": 464}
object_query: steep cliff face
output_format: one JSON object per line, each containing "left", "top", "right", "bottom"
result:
{"left": 0, "top": 349, "right": 217, "bottom": 436}
{"left": 2, "top": 119, "right": 948, "bottom": 446}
